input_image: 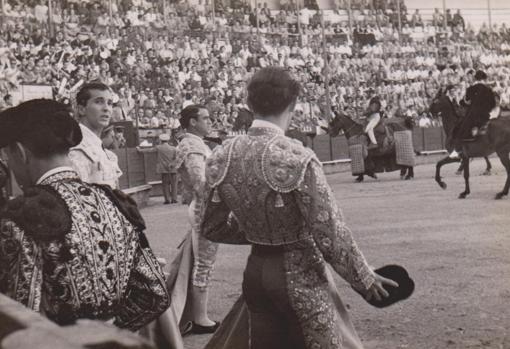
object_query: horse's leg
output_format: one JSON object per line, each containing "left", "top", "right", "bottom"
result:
{"left": 455, "top": 161, "right": 463, "bottom": 175}
{"left": 405, "top": 166, "right": 414, "bottom": 180}
{"left": 366, "top": 171, "right": 377, "bottom": 179}
{"left": 459, "top": 155, "right": 471, "bottom": 199}
{"left": 400, "top": 167, "right": 406, "bottom": 180}
{"left": 363, "top": 154, "right": 377, "bottom": 180}
{"left": 495, "top": 150, "right": 510, "bottom": 199}
{"left": 435, "top": 156, "right": 461, "bottom": 189}
{"left": 482, "top": 156, "right": 492, "bottom": 176}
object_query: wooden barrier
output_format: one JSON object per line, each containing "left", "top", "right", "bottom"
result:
{"left": 114, "top": 127, "right": 447, "bottom": 189}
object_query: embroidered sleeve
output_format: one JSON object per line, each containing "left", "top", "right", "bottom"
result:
{"left": 0, "top": 220, "right": 42, "bottom": 311}
{"left": 200, "top": 183, "right": 248, "bottom": 244}
{"left": 115, "top": 232, "right": 170, "bottom": 331}
{"left": 69, "top": 149, "right": 93, "bottom": 183}
{"left": 296, "top": 161, "right": 375, "bottom": 292}
{"left": 185, "top": 153, "right": 207, "bottom": 232}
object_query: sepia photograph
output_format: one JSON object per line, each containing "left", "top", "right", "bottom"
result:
{"left": 0, "top": 0, "right": 509, "bottom": 348}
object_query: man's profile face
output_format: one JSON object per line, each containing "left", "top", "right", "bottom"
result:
{"left": 191, "top": 108, "right": 212, "bottom": 137}
{"left": 79, "top": 89, "right": 113, "bottom": 131}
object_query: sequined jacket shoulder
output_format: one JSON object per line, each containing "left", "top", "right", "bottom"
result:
{"left": 0, "top": 170, "right": 169, "bottom": 331}
{"left": 202, "top": 127, "right": 375, "bottom": 293}
{"left": 175, "top": 134, "right": 210, "bottom": 171}
{"left": 205, "top": 127, "right": 317, "bottom": 245}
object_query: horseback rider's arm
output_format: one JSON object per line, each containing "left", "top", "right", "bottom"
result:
{"left": 462, "top": 85, "right": 475, "bottom": 106}
{"left": 296, "top": 160, "right": 376, "bottom": 293}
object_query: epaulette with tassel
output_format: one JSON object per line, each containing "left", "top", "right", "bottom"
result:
{"left": 261, "top": 135, "right": 316, "bottom": 207}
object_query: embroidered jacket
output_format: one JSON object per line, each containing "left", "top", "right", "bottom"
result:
{"left": 69, "top": 124, "right": 122, "bottom": 188}
{"left": 202, "top": 126, "right": 376, "bottom": 348}
{"left": 176, "top": 133, "right": 211, "bottom": 231}
{"left": 0, "top": 169, "right": 169, "bottom": 331}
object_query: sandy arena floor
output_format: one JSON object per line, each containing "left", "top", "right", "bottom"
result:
{"left": 143, "top": 159, "right": 510, "bottom": 349}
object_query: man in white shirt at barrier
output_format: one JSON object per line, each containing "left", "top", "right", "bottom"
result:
{"left": 69, "top": 82, "right": 122, "bottom": 188}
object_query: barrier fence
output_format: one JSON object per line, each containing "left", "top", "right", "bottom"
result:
{"left": 115, "top": 126, "right": 446, "bottom": 189}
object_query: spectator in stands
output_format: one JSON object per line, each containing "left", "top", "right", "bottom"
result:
{"left": 0, "top": 94, "right": 13, "bottom": 111}
{"left": 432, "top": 8, "right": 444, "bottom": 28}
{"left": 453, "top": 9, "right": 465, "bottom": 31}
{"left": 0, "top": 0, "right": 509, "bottom": 136}
{"left": 34, "top": 0, "right": 49, "bottom": 24}
{"left": 411, "top": 9, "right": 423, "bottom": 28}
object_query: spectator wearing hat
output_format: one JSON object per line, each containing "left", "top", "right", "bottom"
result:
{"left": 0, "top": 99, "right": 169, "bottom": 331}
{"left": 156, "top": 133, "right": 178, "bottom": 204}
{"left": 69, "top": 82, "right": 123, "bottom": 188}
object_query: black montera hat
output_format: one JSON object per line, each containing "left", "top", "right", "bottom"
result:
{"left": 356, "top": 264, "right": 415, "bottom": 308}
{"left": 0, "top": 99, "right": 82, "bottom": 150}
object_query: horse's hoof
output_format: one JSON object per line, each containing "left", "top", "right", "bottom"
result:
{"left": 458, "top": 192, "right": 469, "bottom": 199}
{"left": 482, "top": 171, "right": 491, "bottom": 176}
{"left": 400, "top": 175, "right": 405, "bottom": 180}
{"left": 355, "top": 176, "right": 364, "bottom": 183}
{"left": 455, "top": 171, "right": 462, "bottom": 176}
{"left": 437, "top": 181, "right": 447, "bottom": 190}
{"left": 405, "top": 175, "right": 413, "bottom": 180}
{"left": 495, "top": 192, "right": 507, "bottom": 200}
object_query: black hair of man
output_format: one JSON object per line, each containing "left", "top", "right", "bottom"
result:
{"left": 369, "top": 96, "right": 382, "bottom": 108}
{"left": 76, "top": 82, "right": 111, "bottom": 107}
{"left": 247, "top": 67, "right": 300, "bottom": 117}
{"left": 0, "top": 99, "right": 82, "bottom": 158}
{"left": 179, "top": 104, "right": 207, "bottom": 129}
{"left": 474, "top": 70, "right": 488, "bottom": 81}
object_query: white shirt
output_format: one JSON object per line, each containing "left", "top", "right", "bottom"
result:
{"left": 251, "top": 119, "right": 285, "bottom": 135}
{"left": 69, "top": 124, "right": 122, "bottom": 188}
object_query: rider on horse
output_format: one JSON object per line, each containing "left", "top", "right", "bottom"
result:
{"left": 450, "top": 70, "right": 496, "bottom": 158}
{"left": 364, "top": 96, "right": 383, "bottom": 149}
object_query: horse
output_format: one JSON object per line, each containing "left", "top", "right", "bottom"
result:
{"left": 429, "top": 92, "right": 510, "bottom": 199}
{"left": 327, "top": 110, "right": 415, "bottom": 182}
{"left": 429, "top": 90, "right": 492, "bottom": 176}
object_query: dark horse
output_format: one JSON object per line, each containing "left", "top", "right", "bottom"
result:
{"left": 429, "top": 89, "right": 492, "bottom": 176}
{"left": 233, "top": 107, "right": 311, "bottom": 147}
{"left": 429, "top": 92, "right": 510, "bottom": 199}
{"left": 327, "top": 110, "right": 414, "bottom": 182}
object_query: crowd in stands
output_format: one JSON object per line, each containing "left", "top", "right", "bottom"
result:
{"left": 1, "top": 0, "right": 510, "bottom": 145}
